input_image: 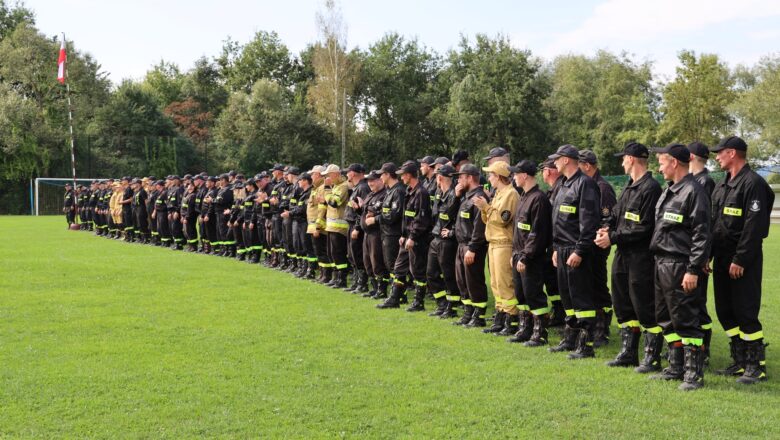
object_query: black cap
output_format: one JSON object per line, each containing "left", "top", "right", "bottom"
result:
{"left": 418, "top": 156, "right": 435, "bottom": 165}
{"left": 193, "top": 175, "right": 204, "bottom": 181}
{"left": 434, "top": 156, "right": 450, "bottom": 166}
{"left": 347, "top": 163, "right": 366, "bottom": 173}
{"left": 131, "top": 178, "right": 141, "bottom": 184}
{"left": 287, "top": 167, "right": 301, "bottom": 176}
{"left": 435, "top": 164, "right": 456, "bottom": 177}
{"left": 155, "top": 180, "right": 165, "bottom": 186}
{"left": 548, "top": 144, "right": 579, "bottom": 160}
{"left": 366, "top": 170, "right": 381, "bottom": 180}
{"left": 121, "top": 176, "right": 131, "bottom": 182}
{"left": 539, "top": 158, "right": 557, "bottom": 170}
{"left": 454, "top": 163, "right": 480, "bottom": 177}
{"left": 183, "top": 174, "right": 193, "bottom": 180}
{"left": 396, "top": 160, "right": 419, "bottom": 176}
{"left": 228, "top": 170, "right": 237, "bottom": 177}
{"left": 379, "top": 162, "right": 398, "bottom": 175}
{"left": 508, "top": 160, "right": 537, "bottom": 176}
{"left": 207, "top": 176, "right": 218, "bottom": 183}
{"left": 452, "top": 149, "right": 470, "bottom": 166}
{"left": 246, "top": 178, "right": 257, "bottom": 187}
{"left": 235, "top": 181, "right": 247, "bottom": 189}
{"left": 235, "top": 174, "right": 245, "bottom": 180}
{"left": 256, "top": 172, "right": 269, "bottom": 179}
{"left": 652, "top": 143, "right": 690, "bottom": 163}
{"left": 614, "top": 142, "right": 649, "bottom": 159}
{"left": 65, "top": 182, "right": 73, "bottom": 187}
{"left": 299, "top": 173, "right": 312, "bottom": 183}
{"left": 171, "top": 175, "right": 181, "bottom": 181}
{"left": 687, "top": 141, "right": 709, "bottom": 159}
{"left": 272, "top": 164, "right": 285, "bottom": 172}
{"left": 219, "top": 173, "right": 230, "bottom": 181}
{"left": 578, "top": 150, "right": 598, "bottom": 165}
{"left": 483, "top": 147, "right": 508, "bottom": 161}
{"left": 711, "top": 135, "right": 748, "bottom": 153}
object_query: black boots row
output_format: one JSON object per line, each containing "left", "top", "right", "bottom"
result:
{"left": 548, "top": 325, "right": 595, "bottom": 359}
{"left": 715, "top": 336, "right": 767, "bottom": 385}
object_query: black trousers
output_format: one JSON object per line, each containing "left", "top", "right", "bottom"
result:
{"left": 713, "top": 251, "right": 763, "bottom": 339}
{"left": 148, "top": 211, "right": 156, "bottom": 236}
{"left": 216, "top": 211, "right": 230, "bottom": 245}
{"left": 382, "top": 235, "right": 401, "bottom": 282}
{"left": 134, "top": 210, "right": 149, "bottom": 235}
{"left": 202, "top": 216, "right": 216, "bottom": 244}
{"left": 347, "top": 224, "right": 365, "bottom": 271}
{"left": 122, "top": 208, "right": 133, "bottom": 232}
{"left": 427, "top": 237, "right": 459, "bottom": 299}
{"left": 65, "top": 209, "right": 75, "bottom": 225}
{"left": 272, "top": 215, "right": 284, "bottom": 252}
{"left": 283, "top": 216, "right": 294, "bottom": 256}
{"left": 184, "top": 216, "right": 197, "bottom": 244}
{"left": 592, "top": 246, "right": 611, "bottom": 310}
{"left": 516, "top": 256, "right": 549, "bottom": 314}
{"left": 455, "top": 244, "right": 488, "bottom": 307}
{"left": 543, "top": 247, "right": 559, "bottom": 302}
{"left": 169, "top": 214, "right": 184, "bottom": 244}
{"left": 393, "top": 237, "right": 428, "bottom": 287}
{"left": 328, "top": 232, "right": 349, "bottom": 270}
{"left": 231, "top": 220, "right": 244, "bottom": 250}
{"left": 293, "top": 220, "right": 313, "bottom": 260}
{"left": 362, "top": 231, "right": 386, "bottom": 279}
{"left": 654, "top": 256, "right": 703, "bottom": 342}
{"left": 611, "top": 248, "right": 657, "bottom": 330}
{"left": 157, "top": 212, "right": 171, "bottom": 243}
{"left": 312, "top": 232, "right": 330, "bottom": 268}
{"left": 555, "top": 246, "right": 596, "bottom": 329}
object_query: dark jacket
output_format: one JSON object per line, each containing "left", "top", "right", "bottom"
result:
{"left": 432, "top": 186, "right": 459, "bottom": 239}
{"left": 402, "top": 181, "right": 432, "bottom": 241}
{"left": 552, "top": 169, "right": 600, "bottom": 255}
{"left": 376, "top": 181, "right": 406, "bottom": 237}
{"left": 455, "top": 186, "right": 488, "bottom": 253}
{"left": 608, "top": 171, "right": 662, "bottom": 251}
{"left": 345, "top": 179, "right": 370, "bottom": 225}
{"left": 592, "top": 170, "right": 617, "bottom": 227}
{"left": 512, "top": 185, "right": 552, "bottom": 264}
{"left": 360, "top": 188, "right": 386, "bottom": 234}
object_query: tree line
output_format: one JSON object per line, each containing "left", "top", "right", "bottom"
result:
{"left": 1, "top": 0, "right": 778, "bottom": 213}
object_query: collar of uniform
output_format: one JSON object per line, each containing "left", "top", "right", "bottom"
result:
{"left": 668, "top": 173, "right": 694, "bottom": 193}
{"left": 465, "top": 186, "right": 482, "bottom": 199}
{"left": 627, "top": 171, "right": 652, "bottom": 188}
{"left": 562, "top": 169, "right": 584, "bottom": 187}
{"left": 726, "top": 164, "right": 751, "bottom": 188}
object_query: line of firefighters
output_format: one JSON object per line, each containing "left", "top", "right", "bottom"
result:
{"left": 64, "top": 135, "right": 773, "bottom": 391}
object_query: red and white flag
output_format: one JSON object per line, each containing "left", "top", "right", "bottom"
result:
{"left": 57, "top": 38, "right": 66, "bottom": 84}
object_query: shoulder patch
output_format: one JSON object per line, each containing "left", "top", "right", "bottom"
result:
{"left": 501, "top": 210, "right": 511, "bottom": 222}
{"left": 750, "top": 200, "right": 760, "bottom": 212}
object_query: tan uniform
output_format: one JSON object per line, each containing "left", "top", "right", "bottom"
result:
{"left": 110, "top": 188, "right": 123, "bottom": 224}
{"left": 306, "top": 181, "right": 324, "bottom": 234}
{"left": 325, "top": 178, "right": 349, "bottom": 236}
{"left": 480, "top": 184, "right": 519, "bottom": 315}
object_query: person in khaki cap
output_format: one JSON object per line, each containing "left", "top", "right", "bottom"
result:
{"left": 472, "top": 160, "right": 519, "bottom": 336}
{"left": 324, "top": 164, "right": 350, "bottom": 288}
{"left": 306, "top": 165, "right": 328, "bottom": 281}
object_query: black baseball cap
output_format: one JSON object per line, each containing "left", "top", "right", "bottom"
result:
{"left": 652, "top": 143, "right": 690, "bottom": 163}
{"left": 483, "top": 147, "right": 508, "bottom": 161}
{"left": 193, "top": 175, "right": 205, "bottom": 181}
{"left": 219, "top": 173, "right": 230, "bottom": 181}
{"left": 183, "top": 174, "right": 193, "bottom": 180}
{"left": 452, "top": 149, "right": 470, "bottom": 166}
{"left": 379, "top": 162, "right": 398, "bottom": 175}
{"left": 508, "top": 160, "right": 537, "bottom": 176}
{"left": 711, "top": 135, "right": 748, "bottom": 153}
{"left": 418, "top": 156, "right": 435, "bottom": 165}
{"left": 272, "top": 164, "right": 285, "bottom": 171}
{"left": 286, "top": 167, "right": 300, "bottom": 176}
{"left": 687, "top": 141, "right": 709, "bottom": 159}
{"left": 233, "top": 181, "right": 245, "bottom": 189}
{"left": 615, "top": 142, "right": 650, "bottom": 159}
{"left": 434, "top": 156, "right": 450, "bottom": 166}
{"left": 396, "top": 160, "right": 419, "bottom": 176}
{"left": 347, "top": 163, "right": 366, "bottom": 173}
{"left": 228, "top": 170, "right": 237, "bottom": 177}
{"left": 435, "top": 164, "right": 456, "bottom": 177}
{"left": 548, "top": 144, "right": 579, "bottom": 160}
{"left": 578, "top": 150, "right": 598, "bottom": 165}
{"left": 539, "top": 158, "right": 557, "bottom": 170}
{"left": 366, "top": 170, "right": 381, "bottom": 180}
{"left": 454, "top": 163, "right": 480, "bottom": 176}
{"left": 207, "top": 176, "right": 218, "bottom": 183}
{"left": 246, "top": 178, "right": 257, "bottom": 187}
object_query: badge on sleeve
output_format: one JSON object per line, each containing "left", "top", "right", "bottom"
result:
{"left": 501, "top": 210, "right": 511, "bottom": 222}
{"left": 750, "top": 200, "right": 760, "bottom": 212}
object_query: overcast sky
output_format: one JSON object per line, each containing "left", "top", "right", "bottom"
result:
{"left": 27, "top": 0, "right": 780, "bottom": 85}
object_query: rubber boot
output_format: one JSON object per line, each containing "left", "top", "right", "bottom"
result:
{"left": 319, "top": 268, "right": 333, "bottom": 285}
{"left": 363, "top": 277, "right": 378, "bottom": 298}
{"left": 737, "top": 340, "right": 768, "bottom": 384}
{"left": 377, "top": 284, "right": 404, "bottom": 309}
{"left": 439, "top": 300, "right": 458, "bottom": 319}
{"left": 635, "top": 331, "right": 664, "bottom": 373}
{"left": 454, "top": 305, "right": 474, "bottom": 326}
{"left": 306, "top": 261, "right": 317, "bottom": 280}
{"left": 371, "top": 278, "right": 389, "bottom": 300}
{"left": 650, "top": 342, "right": 685, "bottom": 381}
{"left": 568, "top": 328, "right": 596, "bottom": 359}
{"left": 406, "top": 286, "right": 426, "bottom": 312}
{"left": 679, "top": 345, "right": 705, "bottom": 391}
{"left": 355, "top": 271, "right": 369, "bottom": 294}
{"left": 344, "top": 270, "right": 359, "bottom": 292}
{"left": 483, "top": 311, "right": 506, "bottom": 334}
{"left": 549, "top": 301, "right": 565, "bottom": 327}
{"left": 428, "top": 297, "right": 447, "bottom": 317}
{"left": 702, "top": 328, "right": 712, "bottom": 367}
{"left": 507, "top": 311, "right": 533, "bottom": 343}
{"left": 524, "top": 314, "right": 550, "bottom": 347}
{"left": 465, "top": 306, "right": 487, "bottom": 328}
{"left": 606, "top": 327, "right": 640, "bottom": 367}
{"left": 549, "top": 325, "right": 578, "bottom": 353}
{"left": 593, "top": 309, "right": 611, "bottom": 348}
{"left": 715, "top": 336, "right": 747, "bottom": 376}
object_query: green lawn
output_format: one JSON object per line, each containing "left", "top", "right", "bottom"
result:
{"left": 1, "top": 217, "right": 779, "bottom": 438}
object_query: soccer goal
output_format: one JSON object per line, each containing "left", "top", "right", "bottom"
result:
{"left": 34, "top": 178, "right": 103, "bottom": 216}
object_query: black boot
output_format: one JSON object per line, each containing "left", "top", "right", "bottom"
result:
{"left": 319, "top": 268, "right": 333, "bottom": 285}
{"left": 549, "top": 325, "right": 578, "bottom": 353}
{"left": 549, "top": 301, "right": 565, "bottom": 327}
{"left": 737, "top": 340, "right": 768, "bottom": 384}
{"left": 606, "top": 327, "right": 640, "bottom": 367}
{"left": 465, "top": 306, "right": 486, "bottom": 328}
{"left": 635, "top": 332, "right": 664, "bottom": 373}
{"left": 371, "top": 278, "right": 389, "bottom": 300}
{"left": 343, "top": 270, "right": 359, "bottom": 292}
{"left": 702, "top": 328, "right": 712, "bottom": 367}
{"left": 524, "top": 314, "right": 550, "bottom": 347}
{"left": 497, "top": 313, "right": 519, "bottom": 337}
{"left": 568, "top": 328, "right": 596, "bottom": 359}
{"left": 439, "top": 300, "right": 458, "bottom": 319}
{"left": 593, "top": 309, "right": 611, "bottom": 348}
{"left": 428, "top": 297, "right": 447, "bottom": 317}
{"left": 406, "top": 286, "right": 426, "bottom": 312}
{"left": 454, "top": 305, "right": 474, "bottom": 326}
{"left": 355, "top": 271, "right": 369, "bottom": 294}
{"left": 305, "top": 261, "right": 317, "bottom": 279}
{"left": 363, "top": 277, "right": 378, "bottom": 298}
{"left": 715, "top": 336, "right": 747, "bottom": 376}
{"left": 377, "top": 284, "right": 404, "bottom": 309}
{"left": 331, "top": 270, "right": 347, "bottom": 289}
{"left": 679, "top": 345, "right": 705, "bottom": 391}
{"left": 507, "top": 311, "right": 533, "bottom": 343}
{"left": 650, "top": 343, "right": 685, "bottom": 381}
{"left": 483, "top": 311, "right": 506, "bottom": 334}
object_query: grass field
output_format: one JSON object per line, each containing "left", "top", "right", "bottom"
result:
{"left": 1, "top": 216, "right": 779, "bottom": 438}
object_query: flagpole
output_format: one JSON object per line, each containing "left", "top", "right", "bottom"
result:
{"left": 62, "top": 33, "right": 78, "bottom": 210}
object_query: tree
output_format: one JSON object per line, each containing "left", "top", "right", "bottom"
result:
{"left": 0, "top": 0, "right": 33, "bottom": 41}
{"left": 657, "top": 50, "right": 735, "bottom": 146}
{"left": 545, "top": 51, "right": 658, "bottom": 173}
{"left": 731, "top": 55, "right": 780, "bottom": 162}
{"left": 222, "top": 31, "right": 295, "bottom": 93}
{"left": 141, "top": 60, "right": 184, "bottom": 107}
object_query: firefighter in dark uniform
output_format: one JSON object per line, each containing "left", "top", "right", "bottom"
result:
{"left": 240, "top": 178, "right": 259, "bottom": 262}
{"left": 290, "top": 173, "right": 314, "bottom": 276}
{"left": 76, "top": 185, "right": 87, "bottom": 229}
{"left": 120, "top": 177, "right": 135, "bottom": 241}
{"left": 153, "top": 180, "right": 171, "bottom": 247}
{"left": 426, "top": 164, "right": 461, "bottom": 318}
{"left": 359, "top": 171, "right": 387, "bottom": 298}
{"left": 452, "top": 164, "right": 489, "bottom": 327}
{"left": 145, "top": 178, "right": 158, "bottom": 244}
{"left": 269, "top": 165, "right": 289, "bottom": 268}
{"left": 200, "top": 177, "right": 218, "bottom": 253}
{"left": 578, "top": 150, "right": 617, "bottom": 346}
{"left": 251, "top": 173, "right": 272, "bottom": 262}
{"left": 280, "top": 168, "right": 299, "bottom": 271}
{"left": 180, "top": 182, "right": 199, "bottom": 251}
{"left": 548, "top": 144, "right": 601, "bottom": 360}
{"left": 687, "top": 141, "right": 715, "bottom": 364}
{"left": 214, "top": 174, "right": 234, "bottom": 256}
{"left": 541, "top": 159, "right": 566, "bottom": 326}
{"left": 87, "top": 181, "right": 99, "bottom": 231}
{"left": 647, "top": 143, "right": 711, "bottom": 391}
{"left": 344, "top": 163, "right": 371, "bottom": 293}
{"left": 509, "top": 160, "right": 552, "bottom": 346}
{"left": 595, "top": 142, "right": 663, "bottom": 371}
{"left": 711, "top": 135, "right": 774, "bottom": 385}
{"left": 228, "top": 178, "right": 247, "bottom": 260}
{"left": 373, "top": 163, "right": 407, "bottom": 308}
{"left": 63, "top": 182, "right": 76, "bottom": 227}
{"left": 419, "top": 156, "right": 438, "bottom": 206}
{"left": 131, "top": 178, "right": 149, "bottom": 244}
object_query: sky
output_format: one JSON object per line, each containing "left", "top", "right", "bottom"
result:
{"left": 26, "top": 0, "right": 780, "bottom": 85}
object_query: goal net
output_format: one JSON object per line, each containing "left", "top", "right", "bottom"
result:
{"left": 34, "top": 178, "right": 103, "bottom": 216}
